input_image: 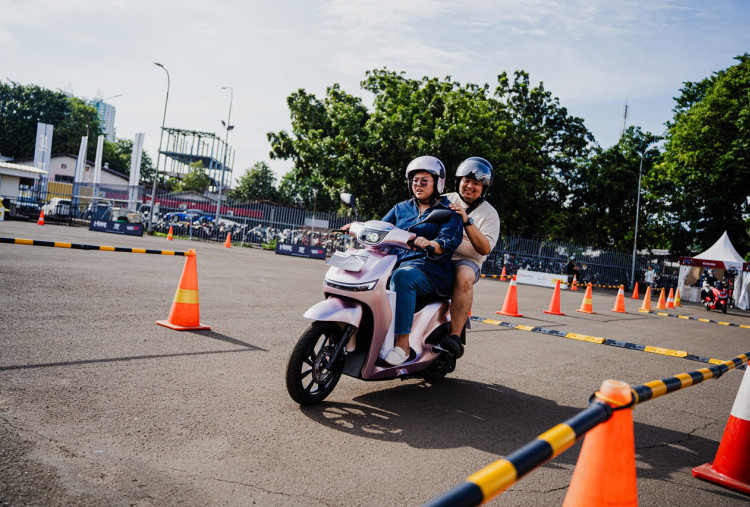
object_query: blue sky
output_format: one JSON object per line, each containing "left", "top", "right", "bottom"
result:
{"left": 2, "top": 0, "right": 749, "bottom": 182}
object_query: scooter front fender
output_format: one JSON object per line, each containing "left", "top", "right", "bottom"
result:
{"left": 303, "top": 297, "right": 363, "bottom": 327}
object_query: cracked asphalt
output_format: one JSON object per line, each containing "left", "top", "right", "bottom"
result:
{"left": 1, "top": 219, "right": 750, "bottom": 505}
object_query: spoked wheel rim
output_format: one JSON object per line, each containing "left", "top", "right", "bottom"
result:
{"left": 286, "top": 322, "right": 344, "bottom": 405}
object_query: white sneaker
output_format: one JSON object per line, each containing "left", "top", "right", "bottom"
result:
{"left": 384, "top": 346, "right": 408, "bottom": 366}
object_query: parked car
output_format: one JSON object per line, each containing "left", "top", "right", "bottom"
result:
{"left": 3, "top": 196, "right": 41, "bottom": 218}
{"left": 42, "top": 198, "right": 71, "bottom": 217}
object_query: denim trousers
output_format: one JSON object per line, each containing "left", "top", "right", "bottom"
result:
{"left": 389, "top": 265, "right": 434, "bottom": 336}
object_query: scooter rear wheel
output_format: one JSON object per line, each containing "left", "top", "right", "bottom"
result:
{"left": 286, "top": 321, "right": 345, "bottom": 405}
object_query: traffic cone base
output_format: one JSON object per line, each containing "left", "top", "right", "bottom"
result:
{"left": 611, "top": 285, "right": 626, "bottom": 313}
{"left": 563, "top": 379, "right": 637, "bottom": 506}
{"left": 692, "top": 368, "right": 750, "bottom": 494}
{"left": 576, "top": 284, "right": 595, "bottom": 314}
{"left": 544, "top": 279, "right": 565, "bottom": 315}
{"left": 496, "top": 275, "right": 523, "bottom": 317}
{"left": 156, "top": 249, "right": 210, "bottom": 331}
{"left": 631, "top": 281, "right": 639, "bottom": 299}
{"left": 37, "top": 210, "right": 45, "bottom": 225}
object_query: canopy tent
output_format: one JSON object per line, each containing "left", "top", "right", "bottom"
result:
{"left": 677, "top": 231, "right": 749, "bottom": 309}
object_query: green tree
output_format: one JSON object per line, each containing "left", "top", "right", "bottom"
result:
{"left": 277, "top": 167, "right": 337, "bottom": 210}
{"left": 268, "top": 69, "right": 594, "bottom": 235}
{"left": 230, "top": 161, "right": 280, "bottom": 202}
{"left": 172, "top": 161, "right": 211, "bottom": 193}
{"left": 0, "top": 80, "right": 102, "bottom": 160}
{"left": 648, "top": 54, "right": 750, "bottom": 257}
{"left": 568, "top": 127, "right": 662, "bottom": 250}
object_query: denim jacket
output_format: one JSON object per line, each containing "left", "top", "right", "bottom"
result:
{"left": 382, "top": 196, "right": 464, "bottom": 295}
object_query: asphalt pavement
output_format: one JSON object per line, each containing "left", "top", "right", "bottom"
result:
{"left": 1, "top": 219, "right": 749, "bottom": 506}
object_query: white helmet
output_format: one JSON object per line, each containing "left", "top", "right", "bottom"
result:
{"left": 405, "top": 156, "right": 446, "bottom": 198}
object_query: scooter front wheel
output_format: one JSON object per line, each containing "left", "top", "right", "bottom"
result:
{"left": 286, "top": 321, "right": 345, "bottom": 405}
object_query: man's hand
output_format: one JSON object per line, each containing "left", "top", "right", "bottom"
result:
{"left": 449, "top": 202, "right": 468, "bottom": 223}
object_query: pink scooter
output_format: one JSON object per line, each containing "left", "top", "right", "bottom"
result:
{"left": 285, "top": 196, "right": 462, "bottom": 405}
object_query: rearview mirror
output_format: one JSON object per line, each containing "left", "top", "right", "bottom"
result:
{"left": 424, "top": 208, "right": 454, "bottom": 224}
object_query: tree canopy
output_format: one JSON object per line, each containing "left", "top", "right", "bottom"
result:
{"left": 0, "top": 80, "right": 153, "bottom": 179}
{"left": 268, "top": 69, "right": 595, "bottom": 237}
{"left": 230, "top": 161, "right": 280, "bottom": 203}
{"left": 648, "top": 54, "right": 750, "bottom": 257}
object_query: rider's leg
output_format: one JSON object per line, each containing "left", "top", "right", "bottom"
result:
{"left": 389, "top": 266, "right": 433, "bottom": 360}
{"left": 450, "top": 265, "right": 476, "bottom": 337}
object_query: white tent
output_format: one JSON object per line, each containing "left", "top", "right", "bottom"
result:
{"left": 677, "top": 231, "right": 749, "bottom": 309}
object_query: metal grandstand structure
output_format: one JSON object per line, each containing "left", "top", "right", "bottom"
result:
{"left": 160, "top": 127, "right": 235, "bottom": 190}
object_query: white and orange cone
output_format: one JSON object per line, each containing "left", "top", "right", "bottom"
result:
{"left": 496, "top": 275, "right": 523, "bottom": 317}
{"left": 693, "top": 367, "right": 750, "bottom": 494}
{"left": 37, "top": 210, "right": 45, "bottom": 225}
{"left": 666, "top": 288, "right": 675, "bottom": 309}
{"left": 611, "top": 285, "right": 626, "bottom": 313}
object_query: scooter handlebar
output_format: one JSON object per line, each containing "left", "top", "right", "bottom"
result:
{"left": 407, "top": 239, "right": 436, "bottom": 255}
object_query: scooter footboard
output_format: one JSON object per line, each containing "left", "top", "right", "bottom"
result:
{"left": 303, "top": 297, "right": 363, "bottom": 327}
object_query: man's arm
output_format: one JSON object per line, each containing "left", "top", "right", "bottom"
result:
{"left": 448, "top": 202, "right": 492, "bottom": 255}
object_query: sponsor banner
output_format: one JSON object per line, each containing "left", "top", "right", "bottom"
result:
{"left": 275, "top": 242, "right": 326, "bottom": 260}
{"left": 89, "top": 219, "right": 144, "bottom": 237}
{"left": 679, "top": 257, "right": 727, "bottom": 269}
{"left": 515, "top": 269, "right": 569, "bottom": 289}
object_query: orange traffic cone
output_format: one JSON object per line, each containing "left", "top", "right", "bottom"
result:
{"left": 570, "top": 275, "right": 579, "bottom": 291}
{"left": 639, "top": 286, "right": 652, "bottom": 312}
{"left": 544, "top": 279, "right": 565, "bottom": 315}
{"left": 496, "top": 275, "right": 523, "bottom": 317}
{"left": 156, "top": 249, "right": 210, "bottom": 331}
{"left": 666, "top": 288, "right": 675, "bottom": 309}
{"left": 675, "top": 288, "right": 682, "bottom": 307}
{"left": 37, "top": 210, "right": 45, "bottom": 225}
{"left": 563, "top": 379, "right": 637, "bottom": 506}
{"left": 224, "top": 232, "right": 231, "bottom": 248}
{"left": 576, "top": 284, "right": 595, "bottom": 314}
{"left": 693, "top": 367, "right": 750, "bottom": 494}
{"left": 167, "top": 225, "right": 174, "bottom": 241}
{"left": 631, "top": 281, "right": 639, "bottom": 299}
{"left": 611, "top": 285, "right": 626, "bottom": 313}
{"left": 656, "top": 287, "right": 667, "bottom": 309}
{"left": 500, "top": 265, "right": 507, "bottom": 281}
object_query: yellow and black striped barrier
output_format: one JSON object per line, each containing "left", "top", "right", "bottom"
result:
{"left": 642, "top": 309, "right": 750, "bottom": 329}
{"left": 0, "top": 237, "right": 189, "bottom": 256}
{"left": 426, "top": 351, "right": 750, "bottom": 506}
{"left": 469, "top": 315, "right": 745, "bottom": 368}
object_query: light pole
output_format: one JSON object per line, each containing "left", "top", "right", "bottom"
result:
{"left": 215, "top": 86, "right": 233, "bottom": 223}
{"left": 630, "top": 141, "right": 659, "bottom": 289}
{"left": 148, "top": 62, "right": 170, "bottom": 232}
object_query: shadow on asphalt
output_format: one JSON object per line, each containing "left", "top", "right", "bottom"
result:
{"left": 299, "top": 378, "right": 747, "bottom": 500}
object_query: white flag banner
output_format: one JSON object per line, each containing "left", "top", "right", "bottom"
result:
{"left": 34, "top": 122, "right": 54, "bottom": 172}
{"left": 93, "top": 135, "right": 104, "bottom": 195}
{"left": 128, "top": 133, "right": 145, "bottom": 209}
{"left": 73, "top": 136, "right": 88, "bottom": 185}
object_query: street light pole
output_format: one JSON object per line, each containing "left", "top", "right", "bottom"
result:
{"left": 215, "top": 86, "right": 233, "bottom": 223}
{"left": 630, "top": 153, "right": 645, "bottom": 290}
{"left": 148, "top": 62, "right": 170, "bottom": 232}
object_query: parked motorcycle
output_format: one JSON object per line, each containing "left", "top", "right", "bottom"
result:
{"left": 285, "top": 198, "right": 462, "bottom": 405}
{"left": 701, "top": 281, "right": 729, "bottom": 314}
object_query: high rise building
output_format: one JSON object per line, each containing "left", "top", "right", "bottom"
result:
{"left": 90, "top": 99, "right": 117, "bottom": 142}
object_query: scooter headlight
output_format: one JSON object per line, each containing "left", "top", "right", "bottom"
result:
{"left": 324, "top": 279, "right": 378, "bottom": 291}
{"left": 358, "top": 228, "right": 388, "bottom": 245}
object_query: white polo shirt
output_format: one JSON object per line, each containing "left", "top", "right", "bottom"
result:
{"left": 444, "top": 192, "right": 501, "bottom": 270}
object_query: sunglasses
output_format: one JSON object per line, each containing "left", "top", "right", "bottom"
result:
{"left": 411, "top": 178, "right": 433, "bottom": 187}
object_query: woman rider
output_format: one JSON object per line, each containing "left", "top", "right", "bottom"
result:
{"left": 381, "top": 156, "right": 463, "bottom": 366}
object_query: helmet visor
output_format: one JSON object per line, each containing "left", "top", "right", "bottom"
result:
{"left": 456, "top": 161, "right": 492, "bottom": 185}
